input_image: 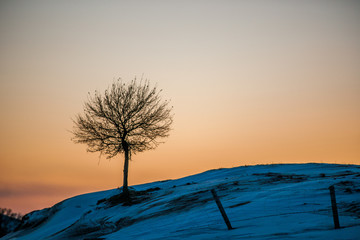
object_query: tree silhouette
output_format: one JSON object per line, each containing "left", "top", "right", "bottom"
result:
{"left": 72, "top": 79, "right": 173, "bottom": 198}
{"left": 0, "top": 208, "right": 22, "bottom": 237}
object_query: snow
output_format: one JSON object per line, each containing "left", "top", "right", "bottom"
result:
{"left": 2, "top": 163, "right": 360, "bottom": 239}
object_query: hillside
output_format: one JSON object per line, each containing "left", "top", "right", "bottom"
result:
{"left": 2, "top": 163, "right": 360, "bottom": 239}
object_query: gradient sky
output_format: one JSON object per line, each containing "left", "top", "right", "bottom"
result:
{"left": 1, "top": 0, "right": 359, "bottom": 215}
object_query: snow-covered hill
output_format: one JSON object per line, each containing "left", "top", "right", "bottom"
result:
{"left": 2, "top": 163, "right": 360, "bottom": 239}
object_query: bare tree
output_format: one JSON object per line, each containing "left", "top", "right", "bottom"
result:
{"left": 72, "top": 79, "right": 173, "bottom": 198}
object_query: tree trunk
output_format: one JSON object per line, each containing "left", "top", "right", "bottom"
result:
{"left": 122, "top": 142, "right": 130, "bottom": 199}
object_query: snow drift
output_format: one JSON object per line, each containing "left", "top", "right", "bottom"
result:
{"left": 2, "top": 163, "right": 360, "bottom": 239}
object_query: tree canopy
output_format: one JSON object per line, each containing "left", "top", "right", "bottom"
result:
{"left": 72, "top": 78, "right": 173, "bottom": 197}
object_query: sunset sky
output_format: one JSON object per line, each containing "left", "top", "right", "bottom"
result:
{"left": 1, "top": 0, "right": 359, "bottom": 215}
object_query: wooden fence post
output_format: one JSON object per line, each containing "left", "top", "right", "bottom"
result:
{"left": 329, "top": 185, "right": 340, "bottom": 229}
{"left": 211, "top": 189, "right": 233, "bottom": 230}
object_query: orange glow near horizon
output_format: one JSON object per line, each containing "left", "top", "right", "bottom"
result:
{"left": 1, "top": 1, "right": 360, "bottom": 215}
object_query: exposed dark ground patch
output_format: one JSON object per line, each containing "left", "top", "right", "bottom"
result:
{"left": 252, "top": 172, "right": 308, "bottom": 184}
{"left": 340, "top": 201, "right": 360, "bottom": 218}
{"left": 334, "top": 180, "right": 360, "bottom": 194}
{"left": 97, "top": 187, "right": 161, "bottom": 209}
{"left": 229, "top": 201, "right": 251, "bottom": 208}
{"left": 332, "top": 171, "right": 359, "bottom": 178}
